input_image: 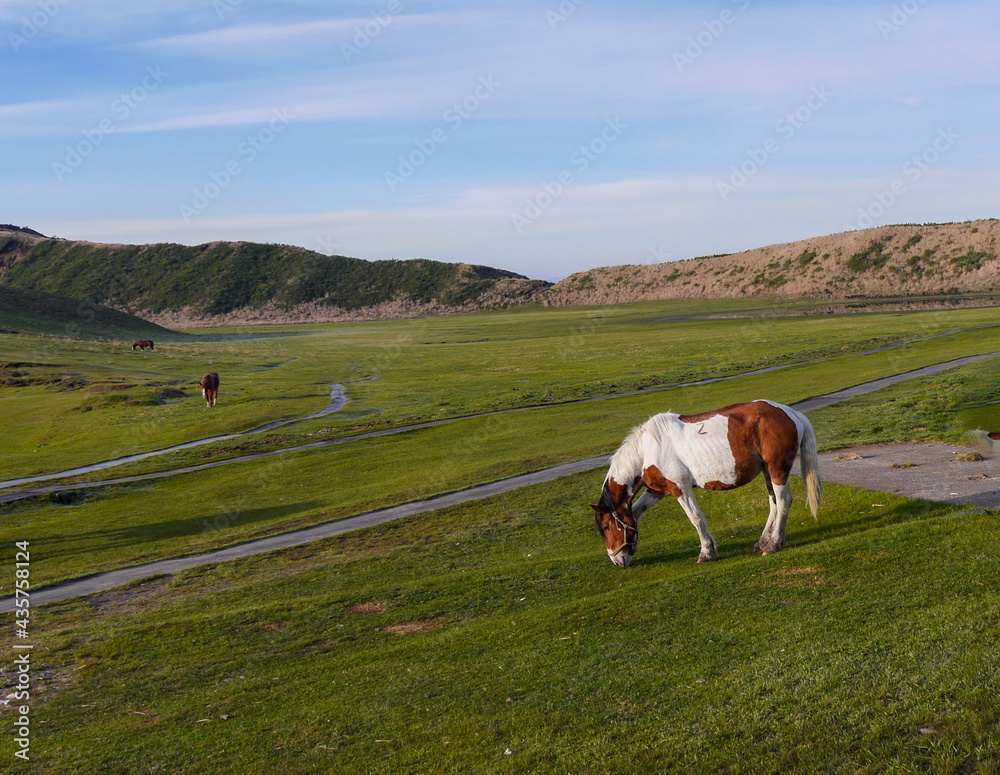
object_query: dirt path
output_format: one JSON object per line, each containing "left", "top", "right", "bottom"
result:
{"left": 2, "top": 352, "right": 998, "bottom": 610}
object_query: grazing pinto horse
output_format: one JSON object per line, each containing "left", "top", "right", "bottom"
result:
{"left": 132, "top": 339, "right": 154, "bottom": 351}
{"left": 199, "top": 372, "right": 219, "bottom": 407}
{"left": 593, "top": 400, "right": 822, "bottom": 567}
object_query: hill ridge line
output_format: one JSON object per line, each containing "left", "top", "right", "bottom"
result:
{"left": 4, "top": 219, "right": 1000, "bottom": 325}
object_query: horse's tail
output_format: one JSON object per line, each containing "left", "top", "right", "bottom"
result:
{"left": 796, "top": 410, "right": 822, "bottom": 519}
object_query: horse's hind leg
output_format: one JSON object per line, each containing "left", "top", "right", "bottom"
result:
{"left": 676, "top": 489, "right": 718, "bottom": 563}
{"left": 754, "top": 471, "right": 791, "bottom": 555}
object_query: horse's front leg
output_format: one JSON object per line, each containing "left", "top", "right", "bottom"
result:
{"left": 676, "top": 489, "right": 718, "bottom": 563}
{"left": 631, "top": 489, "right": 663, "bottom": 524}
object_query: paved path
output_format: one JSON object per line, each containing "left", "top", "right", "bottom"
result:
{"left": 0, "top": 384, "right": 350, "bottom": 491}
{"left": 2, "top": 351, "right": 998, "bottom": 611}
{"left": 0, "top": 456, "right": 610, "bottom": 611}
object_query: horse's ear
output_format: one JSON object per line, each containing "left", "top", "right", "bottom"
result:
{"left": 590, "top": 503, "right": 603, "bottom": 513}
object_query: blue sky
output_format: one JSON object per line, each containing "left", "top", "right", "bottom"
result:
{"left": 2, "top": 0, "right": 998, "bottom": 281}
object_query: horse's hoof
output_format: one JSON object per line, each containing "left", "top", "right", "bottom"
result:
{"left": 697, "top": 553, "right": 715, "bottom": 563}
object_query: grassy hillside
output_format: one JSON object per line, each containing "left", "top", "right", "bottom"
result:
{"left": 0, "top": 285, "right": 177, "bottom": 340}
{"left": 6, "top": 220, "right": 1000, "bottom": 327}
{"left": 21, "top": 475, "right": 1000, "bottom": 775}
{"left": 0, "top": 228, "right": 548, "bottom": 324}
{"left": 547, "top": 219, "right": 1000, "bottom": 306}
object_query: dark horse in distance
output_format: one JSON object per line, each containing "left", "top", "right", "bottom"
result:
{"left": 131, "top": 339, "right": 154, "bottom": 351}
{"left": 199, "top": 372, "right": 220, "bottom": 407}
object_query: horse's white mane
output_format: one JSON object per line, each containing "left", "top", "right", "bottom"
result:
{"left": 606, "top": 413, "right": 676, "bottom": 484}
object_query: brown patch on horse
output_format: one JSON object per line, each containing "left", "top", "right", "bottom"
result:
{"left": 641, "top": 465, "right": 683, "bottom": 498}
{"left": 989, "top": 432, "right": 1000, "bottom": 441}
{"left": 604, "top": 477, "right": 633, "bottom": 504}
{"left": 680, "top": 401, "right": 799, "bottom": 486}
{"left": 702, "top": 480, "right": 736, "bottom": 491}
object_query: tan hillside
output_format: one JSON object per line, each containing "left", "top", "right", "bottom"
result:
{"left": 544, "top": 220, "right": 1000, "bottom": 306}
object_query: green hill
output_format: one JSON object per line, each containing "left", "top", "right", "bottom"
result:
{"left": 0, "top": 228, "right": 548, "bottom": 321}
{"left": 0, "top": 285, "right": 179, "bottom": 339}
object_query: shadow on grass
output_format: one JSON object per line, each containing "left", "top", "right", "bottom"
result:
{"left": 634, "top": 497, "right": 959, "bottom": 567}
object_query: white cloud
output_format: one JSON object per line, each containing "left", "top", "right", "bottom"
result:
{"left": 8, "top": 0, "right": 1000, "bottom": 280}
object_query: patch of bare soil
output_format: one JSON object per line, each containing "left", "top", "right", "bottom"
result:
{"left": 349, "top": 600, "right": 385, "bottom": 615}
{"left": 802, "top": 441, "right": 1000, "bottom": 509}
{"left": 383, "top": 619, "right": 443, "bottom": 636}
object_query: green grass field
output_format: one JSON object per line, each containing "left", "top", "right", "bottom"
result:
{"left": 3, "top": 299, "right": 1000, "bottom": 773}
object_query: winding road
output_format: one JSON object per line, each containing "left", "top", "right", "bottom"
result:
{"left": 1, "top": 349, "right": 998, "bottom": 611}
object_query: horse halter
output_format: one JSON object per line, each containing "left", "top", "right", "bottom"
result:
{"left": 607, "top": 502, "right": 639, "bottom": 561}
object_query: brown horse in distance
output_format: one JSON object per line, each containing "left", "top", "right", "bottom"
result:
{"left": 199, "top": 372, "right": 219, "bottom": 407}
{"left": 132, "top": 339, "right": 154, "bottom": 351}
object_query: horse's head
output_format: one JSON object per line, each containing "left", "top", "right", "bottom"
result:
{"left": 591, "top": 479, "right": 639, "bottom": 567}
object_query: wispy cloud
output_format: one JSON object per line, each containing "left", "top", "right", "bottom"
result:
{"left": 5, "top": 0, "right": 1000, "bottom": 280}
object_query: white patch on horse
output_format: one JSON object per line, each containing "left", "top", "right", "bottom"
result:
{"left": 608, "top": 412, "right": 738, "bottom": 490}
{"left": 671, "top": 413, "right": 737, "bottom": 487}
